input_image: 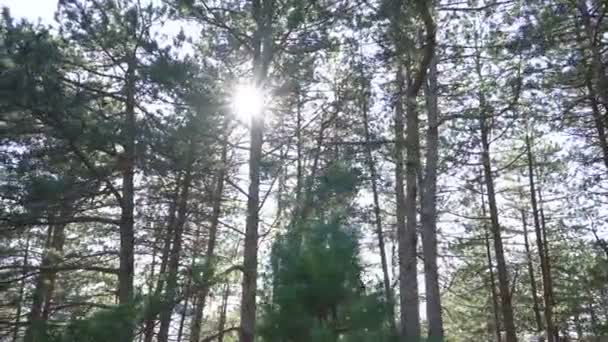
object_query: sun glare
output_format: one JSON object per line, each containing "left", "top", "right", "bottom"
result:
{"left": 233, "top": 84, "right": 264, "bottom": 121}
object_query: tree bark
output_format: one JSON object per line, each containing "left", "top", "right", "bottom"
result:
{"left": 390, "top": 1, "right": 435, "bottom": 338}
{"left": 117, "top": 60, "right": 136, "bottom": 342}
{"left": 12, "top": 235, "right": 30, "bottom": 342}
{"left": 24, "top": 206, "right": 70, "bottom": 342}
{"left": 475, "top": 42, "right": 517, "bottom": 341}
{"left": 421, "top": 54, "right": 444, "bottom": 341}
{"left": 239, "top": 1, "right": 273, "bottom": 341}
{"left": 143, "top": 184, "right": 179, "bottom": 342}
{"left": 191, "top": 119, "right": 229, "bottom": 342}
{"left": 525, "top": 132, "right": 555, "bottom": 342}
{"left": 158, "top": 141, "right": 195, "bottom": 342}
{"left": 217, "top": 282, "right": 230, "bottom": 342}
{"left": 520, "top": 207, "right": 543, "bottom": 333}
{"left": 392, "top": 61, "right": 412, "bottom": 340}
{"left": 578, "top": 0, "right": 608, "bottom": 113}
{"left": 480, "top": 172, "right": 502, "bottom": 342}
{"left": 361, "top": 80, "right": 396, "bottom": 334}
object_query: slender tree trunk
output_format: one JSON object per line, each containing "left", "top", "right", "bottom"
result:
{"left": 361, "top": 82, "right": 396, "bottom": 334}
{"left": 480, "top": 173, "right": 502, "bottom": 342}
{"left": 13, "top": 235, "right": 30, "bottom": 342}
{"left": 144, "top": 187, "right": 179, "bottom": 342}
{"left": 118, "top": 61, "right": 136, "bottom": 342}
{"left": 393, "top": 62, "right": 412, "bottom": 340}
{"left": 158, "top": 142, "right": 195, "bottom": 342}
{"left": 525, "top": 132, "right": 555, "bottom": 342}
{"left": 578, "top": 0, "right": 608, "bottom": 113}
{"left": 475, "top": 45, "right": 517, "bottom": 342}
{"left": 480, "top": 116, "right": 517, "bottom": 342}
{"left": 421, "top": 55, "right": 443, "bottom": 341}
{"left": 239, "top": 1, "right": 273, "bottom": 340}
{"left": 583, "top": 56, "right": 608, "bottom": 171}
{"left": 520, "top": 207, "right": 543, "bottom": 333}
{"left": 176, "top": 280, "right": 191, "bottom": 342}
{"left": 217, "top": 282, "right": 231, "bottom": 342}
{"left": 41, "top": 218, "right": 67, "bottom": 320}
{"left": 296, "top": 88, "right": 303, "bottom": 203}
{"left": 536, "top": 188, "right": 559, "bottom": 340}
{"left": 24, "top": 207, "right": 70, "bottom": 342}
{"left": 190, "top": 120, "right": 229, "bottom": 342}
{"left": 391, "top": 2, "right": 435, "bottom": 338}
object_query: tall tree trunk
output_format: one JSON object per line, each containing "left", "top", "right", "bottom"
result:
{"left": 578, "top": 0, "right": 608, "bottom": 113}
{"left": 361, "top": 82, "right": 396, "bottom": 334}
{"left": 393, "top": 62, "right": 412, "bottom": 340}
{"left": 217, "top": 282, "right": 231, "bottom": 342}
{"left": 480, "top": 173, "right": 502, "bottom": 342}
{"left": 391, "top": 2, "right": 435, "bottom": 338}
{"left": 190, "top": 119, "right": 229, "bottom": 342}
{"left": 403, "top": 69, "right": 422, "bottom": 341}
{"left": 176, "top": 280, "right": 191, "bottom": 342}
{"left": 24, "top": 206, "right": 70, "bottom": 342}
{"left": 118, "top": 61, "right": 136, "bottom": 342}
{"left": 296, "top": 88, "right": 303, "bottom": 203}
{"left": 421, "top": 54, "right": 444, "bottom": 341}
{"left": 475, "top": 44, "right": 517, "bottom": 342}
{"left": 537, "top": 188, "right": 559, "bottom": 341}
{"left": 239, "top": 1, "right": 273, "bottom": 340}
{"left": 520, "top": 207, "right": 543, "bottom": 333}
{"left": 13, "top": 235, "right": 30, "bottom": 342}
{"left": 158, "top": 142, "right": 195, "bottom": 342}
{"left": 144, "top": 186, "right": 179, "bottom": 342}
{"left": 525, "top": 132, "right": 555, "bottom": 342}
{"left": 479, "top": 114, "right": 517, "bottom": 342}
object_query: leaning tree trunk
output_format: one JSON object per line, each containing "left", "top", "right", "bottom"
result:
{"left": 520, "top": 207, "right": 543, "bottom": 333}
{"left": 480, "top": 173, "right": 502, "bottom": 342}
{"left": 157, "top": 141, "right": 195, "bottom": 342}
{"left": 190, "top": 119, "right": 229, "bottom": 342}
{"left": 24, "top": 206, "right": 70, "bottom": 342}
{"left": 475, "top": 42, "right": 517, "bottom": 342}
{"left": 361, "top": 82, "right": 396, "bottom": 334}
{"left": 479, "top": 116, "right": 517, "bottom": 342}
{"left": 143, "top": 185, "right": 179, "bottom": 342}
{"left": 525, "top": 132, "right": 556, "bottom": 341}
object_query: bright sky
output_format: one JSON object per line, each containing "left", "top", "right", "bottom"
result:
{"left": 1, "top": 0, "right": 56, "bottom": 24}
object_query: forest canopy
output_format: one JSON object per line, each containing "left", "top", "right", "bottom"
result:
{"left": 0, "top": 0, "right": 607, "bottom": 342}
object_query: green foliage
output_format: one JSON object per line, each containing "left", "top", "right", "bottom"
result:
{"left": 48, "top": 296, "right": 144, "bottom": 342}
{"left": 258, "top": 165, "right": 394, "bottom": 342}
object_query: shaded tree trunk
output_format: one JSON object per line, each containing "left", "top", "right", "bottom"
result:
{"left": 239, "top": 1, "right": 273, "bottom": 340}
{"left": 521, "top": 207, "right": 543, "bottom": 333}
{"left": 361, "top": 80, "right": 396, "bottom": 334}
{"left": 217, "top": 282, "right": 231, "bottom": 342}
{"left": 392, "top": 62, "right": 412, "bottom": 340}
{"left": 24, "top": 206, "right": 70, "bottom": 342}
{"left": 143, "top": 186, "right": 180, "bottom": 342}
{"left": 190, "top": 119, "right": 229, "bottom": 342}
{"left": 117, "top": 61, "right": 137, "bottom": 342}
{"left": 421, "top": 54, "right": 444, "bottom": 341}
{"left": 157, "top": 141, "right": 195, "bottom": 342}
{"left": 480, "top": 172, "right": 502, "bottom": 342}
{"left": 12, "top": 235, "right": 30, "bottom": 342}
{"left": 475, "top": 44, "right": 517, "bottom": 342}
{"left": 525, "top": 132, "right": 555, "bottom": 342}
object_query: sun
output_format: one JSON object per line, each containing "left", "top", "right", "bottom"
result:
{"left": 232, "top": 83, "right": 264, "bottom": 121}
